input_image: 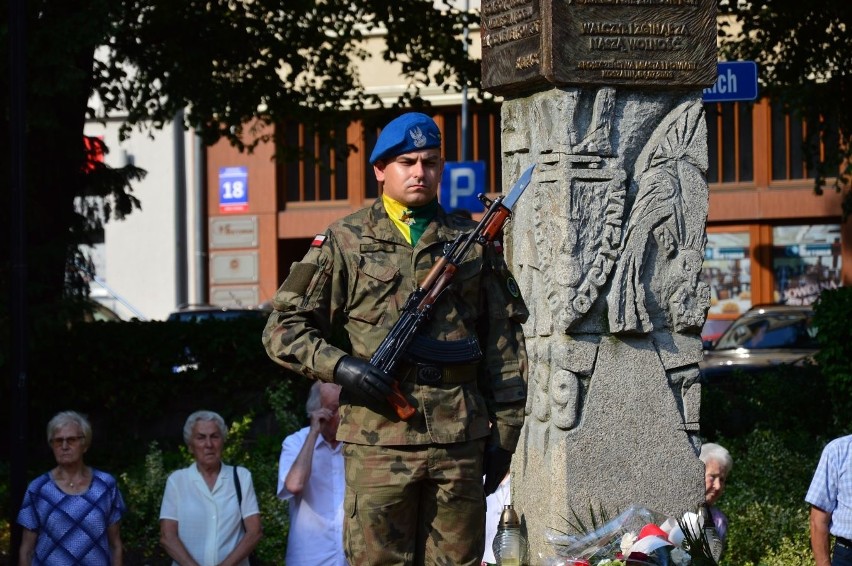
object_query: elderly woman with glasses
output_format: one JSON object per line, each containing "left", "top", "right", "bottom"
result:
{"left": 17, "top": 410, "right": 126, "bottom": 565}
{"left": 159, "top": 410, "right": 262, "bottom": 566}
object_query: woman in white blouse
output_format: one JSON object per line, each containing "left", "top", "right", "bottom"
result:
{"left": 159, "top": 411, "right": 262, "bottom": 566}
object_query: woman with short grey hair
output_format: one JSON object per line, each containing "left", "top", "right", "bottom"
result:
{"left": 17, "top": 410, "right": 126, "bottom": 565}
{"left": 160, "top": 410, "right": 261, "bottom": 566}
{"left": 699, "top": 442, "right": 734, "bottom": 561}
{"left": 182, "top": 410, "right": 228, "bottom": 446}
{"left": 47, "top": 411, "right": 94, "bottom": 447}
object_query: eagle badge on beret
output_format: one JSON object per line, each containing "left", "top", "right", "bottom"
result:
{"left": 410, "top": 127, "right": 427, "bottom": 148}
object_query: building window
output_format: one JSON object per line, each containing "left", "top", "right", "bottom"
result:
{"left": 364, "top": 125, "right": 379, "bottom": 200}
{"left": 769, "top": 103, "right": 839, "bottom": 183}
{"left": 280, "top": 107, "right": 504, "bottom": 205}
{"left": 703, "top": 231, "right": 752, "bottom": 318}
{"left": 772, "top": 224, "right": 842, "bottom": 304}
{"left": 705, "top": 102, "right": 754, "bottom": 184}
{"left": 281, "top": 120, "right": 349, "bottom": 203}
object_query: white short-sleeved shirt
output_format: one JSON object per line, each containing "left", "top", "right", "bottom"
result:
{"left": 160, "top": 463, "right": 259, "bottom": 566}
{"left": 277, "top": 426, "right": 346, "bottom": 566}
{"left": 806, "top": 434, "right": 852, "bottom": 539}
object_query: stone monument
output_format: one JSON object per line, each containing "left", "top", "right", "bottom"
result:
{"left": 481, "top": 0, "right": 717, "bottom": 561}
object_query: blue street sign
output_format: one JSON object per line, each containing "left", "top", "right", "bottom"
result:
{"left": 703, "top": 61, "right": 758, "bottom": 102}
{"left": 219, "top": 166, "right": 248, "bottom": 213}
{"left": 440, "top": 161, "right": 486, "bottom": 213}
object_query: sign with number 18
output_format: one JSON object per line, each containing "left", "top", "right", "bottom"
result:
{"left": 219, "top": 166, "right": 249, "bottom": 213}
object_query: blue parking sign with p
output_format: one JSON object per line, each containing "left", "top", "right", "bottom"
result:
{"left": 440, "top": 161, "right": 486, "bottom": 213}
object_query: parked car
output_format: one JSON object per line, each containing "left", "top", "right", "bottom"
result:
{"left": 166, "top": 304, "right": 271, "bottom": 322}
{"left": 700, "top": 318, "right": 733, "bottom": 348}
{"left": 699, "top": 304, "right": 818, "bottom": 381}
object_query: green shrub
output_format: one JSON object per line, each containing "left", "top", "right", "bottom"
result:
{"left": 813, "top": 287, "right": 852, "bottom": 432}
{"left": 0, "top": 462, "right": 9, "bottom": 564}
{"left": 718, "top": 430, "right": 820, "bottom": 565}
{"left": 0, "top": 317, "right": 307, "bottom": 474}
{"left": 119, "top": 443, "right": 170, "bottom": 564}
{"left": 754, "top": 525, "right": 813, "bottom": 566}
{"left": 701, "top": 362, "right": 830, "bottom": 443}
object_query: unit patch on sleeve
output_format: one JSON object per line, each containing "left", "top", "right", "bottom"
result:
{"left": 506, "top": 275, "right": 520, "bottom": 298}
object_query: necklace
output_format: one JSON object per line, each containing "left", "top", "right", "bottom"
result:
{"left": 55, "top": 468, "right": 88, "bottom": 490}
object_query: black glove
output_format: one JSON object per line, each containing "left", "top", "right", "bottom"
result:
{"left": 333, "top": 356, "right": 395, "bottom": 403}
{"left": 483, "top": 444, "right": 513, "bottom": 496}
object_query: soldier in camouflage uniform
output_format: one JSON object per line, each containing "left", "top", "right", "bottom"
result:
{"left": 263, "top": 112, "right": 528, "bottom": 566}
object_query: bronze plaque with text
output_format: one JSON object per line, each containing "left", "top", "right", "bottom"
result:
{"left": 482, "top": 0, "right": 717, "bottom": 96}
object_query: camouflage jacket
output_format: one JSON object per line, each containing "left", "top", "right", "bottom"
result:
{"left": 263, "top": 199, "right": 529, "bottom": 451}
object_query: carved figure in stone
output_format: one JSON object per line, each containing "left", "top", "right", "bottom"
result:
{"left": 530, "top": 340, "right": 552, "bottom": 423}
{"left": 608, "top": 99, "right": 711, "bottom": 334}
{"left": 507, "top": 89, "right": 629, "bottom": 335}
{"left": 573, "top": 87, "right": 616, "bottom": 156}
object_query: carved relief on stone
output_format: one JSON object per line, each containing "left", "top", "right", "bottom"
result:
{"left": 573, "top": 87, "right": 616, "bottom": 157}
{"left": 524, "top": 333, "right": 598, "bottom": 431}
{"left": 549, "top": 166, "right": 626, "bottom": 331}
{"left": 519, "top": 166, "right": 620, "bottom": 337}
{"left": 506, "top": 88, "right": 628, "bottom": 336}
{"left": 506, "top": 91, "right": 710, "bottom": 338}
{"left": 607, "top": 99, "right": 711, "bottom": 334}
{"left": 527, "top": 338, "right": 552, "bottom": 423}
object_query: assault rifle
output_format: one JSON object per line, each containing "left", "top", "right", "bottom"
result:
{"left": 371, "top": 164, "right": 536, "bottom": 420}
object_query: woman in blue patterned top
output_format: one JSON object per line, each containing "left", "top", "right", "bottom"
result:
{"left": 17, "top": 411, "right": 126, "bottom": 565}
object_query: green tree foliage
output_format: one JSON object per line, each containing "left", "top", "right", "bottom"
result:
{"left": 717, "top": 0, "right": 852, "bottom": 214}
{"left": 0, "top": 0, "right": 477, "bottom": 309}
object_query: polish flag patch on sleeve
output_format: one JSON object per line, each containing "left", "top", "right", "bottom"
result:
{"left": 311, "top": 234, "right": 327, "bottom": 248}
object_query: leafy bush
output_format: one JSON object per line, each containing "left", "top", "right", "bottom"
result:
{"left": 0, "top": 462, "right": 9, "bottom": 565}
{"left": 717, "top": 430, "right": 821, "bottom": 565}
{"left": 701, "top": 362, "right": 830, "bottom": 444}
{"left": 0, "top": 317, "right": 307, "bottom": 473}
{"left": 813, "top": 287, "right": 852, "bottom": 432}
{"left": 119, "top": 443, "right": 170, "bottom": 564}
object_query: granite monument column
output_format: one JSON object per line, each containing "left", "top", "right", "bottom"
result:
{"left": 481, "top": 0, "right": 717, "bottom": 559}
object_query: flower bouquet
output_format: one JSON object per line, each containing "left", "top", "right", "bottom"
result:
{"left": 542, "top": 505, "right": 717, "bottom": 566}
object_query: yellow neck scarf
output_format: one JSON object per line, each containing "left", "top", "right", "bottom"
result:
{"left": 382, "top": 194, "right": 438, "bottom": 246}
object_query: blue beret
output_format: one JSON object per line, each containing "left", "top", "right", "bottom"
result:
{"left": 369, "top": 112, "right": 442, "bottom": 165}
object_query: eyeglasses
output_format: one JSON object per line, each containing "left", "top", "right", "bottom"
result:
{"left": 51, "top": 436, "right": 85, "bottom": 448}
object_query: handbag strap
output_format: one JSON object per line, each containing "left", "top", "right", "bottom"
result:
{"left": 232, "top": 466, "right": 247, "bottom": 532}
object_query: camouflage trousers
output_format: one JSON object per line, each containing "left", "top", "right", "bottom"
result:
{"left": 343, "top": 440, "right": 487, "bottom": 566}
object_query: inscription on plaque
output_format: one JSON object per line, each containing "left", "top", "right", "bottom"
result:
{"left": 482, "top": 0, "right": 717, "bottom": 95}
